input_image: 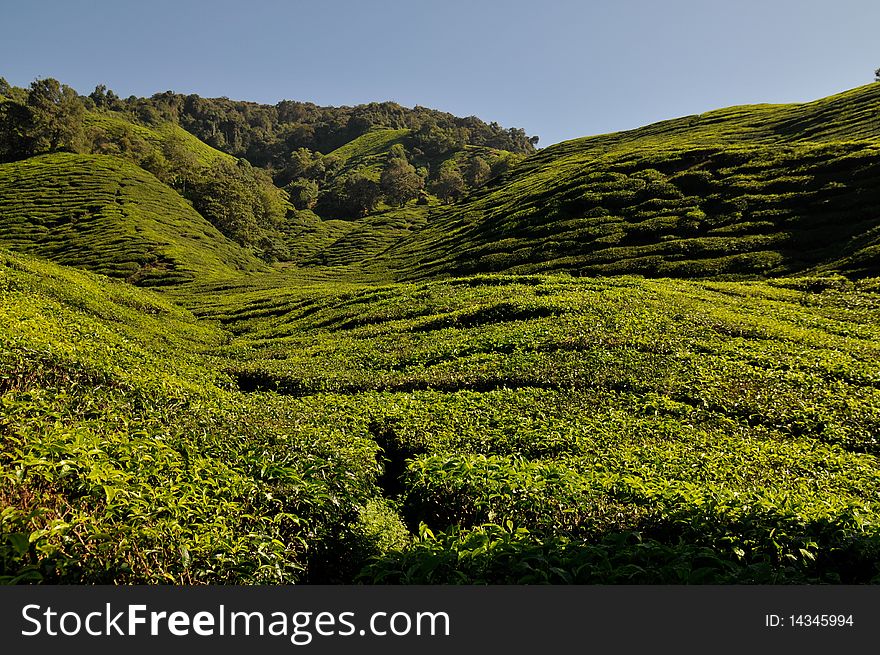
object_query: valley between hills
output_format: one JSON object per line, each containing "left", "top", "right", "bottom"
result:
{"left": 1, "top": 78, "right": 879, "bottom": 583}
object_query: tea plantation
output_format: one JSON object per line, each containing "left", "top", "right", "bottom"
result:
{"left": 383, "top": 83, "right": 880, "bottom": 280}
{"left": 0, "top": 153, "right": 264, "bottom": 285}
{"left": 3, "top": 81, "right": 880, "bottom": 584}
{"left": 3, "top": 247, "right": 879, "bottom": 583}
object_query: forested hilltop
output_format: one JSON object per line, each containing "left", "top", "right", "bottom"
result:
{"left": 0, "top": 77, "right": 536, "bottom": 264}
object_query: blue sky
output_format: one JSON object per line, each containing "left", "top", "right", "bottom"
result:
{"left": 2, "top": 0, "right": 878, "bottom": 145}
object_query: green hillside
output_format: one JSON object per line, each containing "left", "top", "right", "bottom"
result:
{"left": 280, "top": 128, "right": 510, "bottom": 262}
{"left": 534, "top": 82, "right": 880, "bottom": 160}
{"left": 0, "top": 153, "right": 264, "bottom": 285}
{"left": 381, "top": 83, "right": 880, "bottom": 279}
{"left": 5, "top": 246, "right": 880, "bottom": 583}
{"left": 0, "top": 250, "right": 391, "bottom": 583}
{"left": 5, "top": 80, "right": 880, "bottom": 586}
{"left": 328, "top": 128, "right": 411, "bottom": 167}
{"left": 326, "top": 128, "right": 509, "bottom": 177}
{"left": 84, "top": 110, "right": 235, "bottom": 167}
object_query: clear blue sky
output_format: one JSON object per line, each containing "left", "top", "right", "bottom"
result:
{"left": 2, "top": 0, "right": 878, "bottom": 146}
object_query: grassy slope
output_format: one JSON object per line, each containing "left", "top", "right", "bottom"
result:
{"left": 0, "top": 153, "right": 264, "bottom": 285}
{"left": 305, "top": 203, "right": 435, "bottom": 268}
{"left": 84, "top": 110, "right": 235, "bottom": 167}
{"left": 0, "top": 249, "right": 396, "bottom": 583}
{"left": 184, "top": 269, "right": 880, "bottom": 583}
{"left": 382, "top": 83, "right": 880, "bottom": 280}
{"left": 328, "top": 128, "right": 411, "bottom": 169}
{"left": 292, "top": 129, "right": 508, "bottom": 267}
{"left": 5, "top": 244, "right": 880, "bottom": 583}
{"left": 326, "top": 128, "right": 506, "bottom": 177}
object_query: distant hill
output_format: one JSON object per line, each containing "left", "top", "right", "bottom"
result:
{"left": 3, "top": 77, "right": 880, "bottom": 282}
{"left": 380, "top": 83, "right": 880, "bottom": 279}
{"left": 137, "top": 91, "right": 538, "bottom": 159}
{"left": 83, "top": 110, "right": 235, "bottom": 167}
{"left": 0, "top": 153, "right": 264, "bottom": 285}
{"left": 1, "top": 77, "right": 536, "bottom": 265}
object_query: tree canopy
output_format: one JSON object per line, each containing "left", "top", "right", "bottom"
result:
{"left": 380, "top": 155, "right": 425, "bottom": 206}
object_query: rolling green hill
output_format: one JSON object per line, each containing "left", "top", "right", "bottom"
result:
{"left": 5, "top": 80, "right": 880, "bottom": 586}
{"left": 0, "top": 153, "right": 265, "bottom": 285}
{"left": 379, "top": 83, "right": 880, "bottom": 280}
{"left": 328, "top": 128, "right": 411, "bottom": 167}
{"left": 84, "top": 110, "right": 236, "bottom": 167}
{"left": 4, "top": 246, "right": 880, "bottom": 583}
{"left": 0, "top": 249, "right": 387, "bottom": 583}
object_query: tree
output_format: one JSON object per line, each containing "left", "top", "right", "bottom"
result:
{"left": 0, "top": 79, "right": 26, "bottom": 103}
{"left": 388, "top": 143, "right": 407, "bottom": 160}
{"left": 280, "top": 147, "right": 325, "bottom": 186}
{"left": 380, "top": 156, "right": 424, "bottom": 206}
{"left": 432, "top": 163, "right": 466, "bottom": 204}
{"left": 342, "top": 169, "right": 382, "bottom": 216}
{"left": 190, "top": 159, "right": 261, "bottom": 245}
{"left": 135, "top": 102, "right": 162, "bottom": 125}
{"left": 286, "top": 177, "right": 319, "bottom": 210}
{"left": 323, "top": 154, "right": 343, "bottom": 178}
{"left": 255, "top": 167, "right": 287, "bottom": 228}
{"left": 25, "top": 78, "right": 85, "bottom": 154}
{"left": 89, "top": 84, "right": 122, "bottom": 110}
{"left": 140, "top": 148, "right": 171, "bottom": 181}
{"left": 875, "top": 67, "right": 880, "bottom": 82}
{"left": 465, "top": 156, "right": 491, "bottom": 187}
{"left": 188, "top": 159, "right": 285, "bottom": 246}
{"left": 414, "top": 119, "right": 457, "bottom": 156}
{"left": 0, "top": 101, "right": 31, "bottom": 161}
{"left": 91, "top": 122, "right": 150, "bottom": 161}
{"left": 160, "top": 132, "right": 200, "bottom": 192}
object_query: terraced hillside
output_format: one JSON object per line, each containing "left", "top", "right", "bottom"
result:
{"left": 379, "top": 83, "right": 880, "bottom": 279}
{"left": 0, "top": 153, "right": 264, "bottom": 285}
{"left": 280, "top": 128, "right": 510, "bottom": 266}
{"left": 328, "top": 128, "right": 411, "bottom": 168}
{"left": 193, "top": 271, "right": 874, "bottom": 584}
{"left": 84, "top": 110, "right": 236, "bottom": 167}
{"left": 6, "top": 245, "right": 880, "bottom": 584}
{"left": 0, "top": 250, "right": 387, "bottom": 583}
{"left": 4, "top": 82, "right": 880, "bottom": 586}
{"left": 325, "top": 127, "right": 512, "bottom": 179}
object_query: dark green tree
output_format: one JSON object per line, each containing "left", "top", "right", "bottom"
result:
{"left": 255, "top": 167, "right": 287, "bottom": 228}
{"left": 388, "top": 143, "right": 407, "bottom": 160}
{"left": 280, "top": 147, "right": 325, "bottom": 185}
{"left": 89, "top": 84, "right": 123, "bottom": 110}
{"left": 0, "top": 101, "right": 31, "bottom": 161}
{"left": 160, "top": 132, "right": 200, "bottom": 193}
{"left": 414, "top": 119, "right": 457, "bottom": 156}
{"left": 432, "top": 163, "right": 466, "bottom": 204}
{"left": 380, "top": 156, "right": 424, "bottom": 206}
{"left": 25, "top": 78, "right": 85, "bottom": 154}
{"left": 191, "top": 159, "right": 260, "bottom": 244}
{"left": 342, "top": 169, "right": 382, "bottom": 216}
{"left": 286, "top": 177, "right": 319, "bottom": 210}
{"left": 140, "top": 148, "right": 172, "bottom": 181}
{"left": 465, "top": 156, "right": 491, "bottom": 187}
{"left": 188, "top": 159, "right": 284, "bottom": 246}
